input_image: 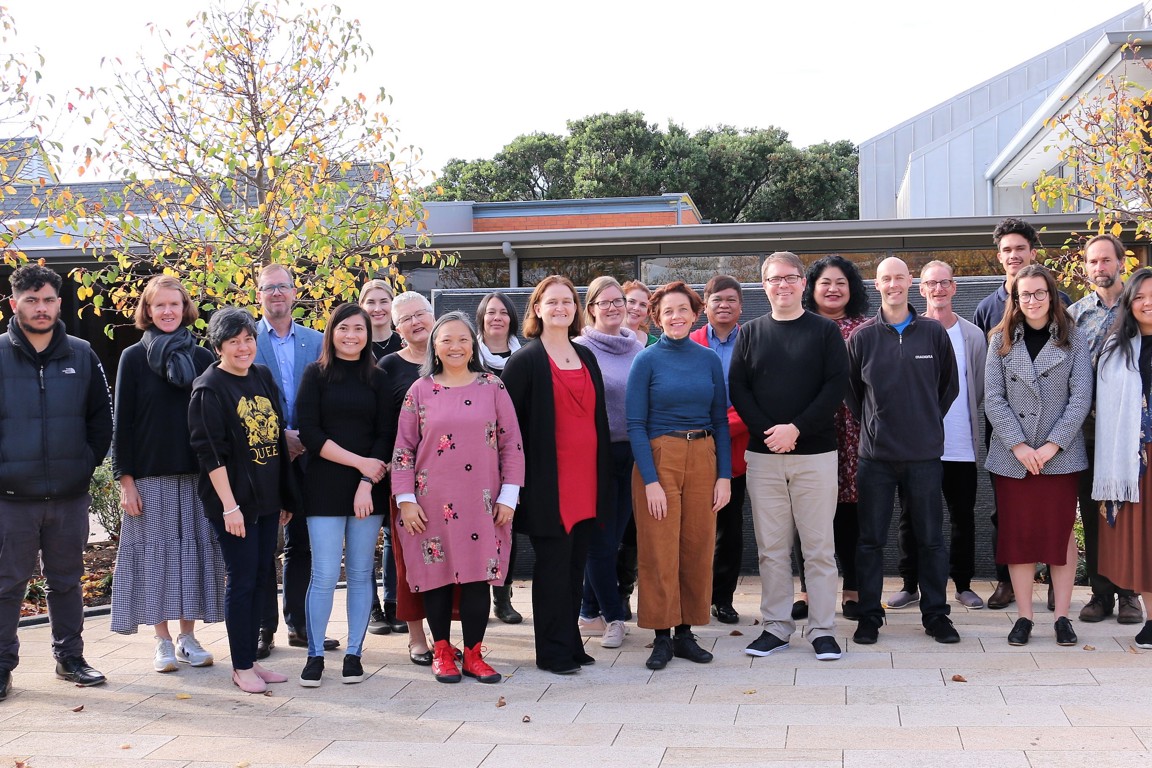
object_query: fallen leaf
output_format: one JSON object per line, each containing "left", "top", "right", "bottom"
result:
{"left": 951, "top": 674, "right": 967, "bottom": 683}
{"left": 1129, "top": 645, "right": 1141, "bottom": 654}
{"left": 729, "top": 630, "right": 743, "bottom": 636}
{"left": 16, "top": 759, "right": 27, "bottom": 768}
{"left": 175, "top": 693, "right": 192, "bottom": 700}
{"left": 522, "top": 715, "right": 531, "bottom": 722}
{"left": 752, "top": 619, "right": 761, "bottom": 625}
{"left": 120, "top": 744, "right": 131, "bottom": 750}
{"left": 236, "top": 762, "right": 250, "bottom": 768}
{"left": 496, "top": 696, "right": 506, "bottom": 708}
{"left": 743, "top": 689, "right": 756, "bottom": 695}
{"left": 1083, "top": 644, "right": 1096, "bottom": 651}
{"left": 70, "top": 705, "right": 84, "bottom": 712}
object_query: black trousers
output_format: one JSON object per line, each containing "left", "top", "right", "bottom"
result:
{"left": 897, "top": 461, "right": 978, "bottom": 593}
{"left": 261, "top": 506, "right": 311, "bottom": 633}
{"left": 529, "top": 520, "right": 592, "bottom": 668}
{"left": 711, "top": 474, "right": 747, "bottom": 606}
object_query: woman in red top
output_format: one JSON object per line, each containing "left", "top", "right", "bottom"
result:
{"left": 503, "top": 276, "right": 612, "bottom": 675}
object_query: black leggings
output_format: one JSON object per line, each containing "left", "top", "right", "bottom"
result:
{"left": 422, "top": 582, "right": 490, "bottom": 648}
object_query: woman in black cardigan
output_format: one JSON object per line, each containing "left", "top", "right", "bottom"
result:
{"left": 502, "top": 275, "right": 613, "bottom": 675}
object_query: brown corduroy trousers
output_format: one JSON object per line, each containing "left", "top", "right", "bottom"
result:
{"left": 632, "top": 435, "right": 717, "bottom": 630}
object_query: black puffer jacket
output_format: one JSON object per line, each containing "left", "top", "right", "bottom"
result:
{"left": 0, "top": 321, "right": 113, "bottom": 500}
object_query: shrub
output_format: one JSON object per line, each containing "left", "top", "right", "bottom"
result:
{"left": 89, "top": 457, "right": 121, "bottom": 542}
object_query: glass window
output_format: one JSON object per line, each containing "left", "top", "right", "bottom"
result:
{"left": 641, "top": 254, "right": 762, "bottom": 285}
{"left": 520, "top": 256, "right": 635, "bottom": 287}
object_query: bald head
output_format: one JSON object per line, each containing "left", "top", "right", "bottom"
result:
{"left": 875, "top": 257, "right": 911, "bottom": 322}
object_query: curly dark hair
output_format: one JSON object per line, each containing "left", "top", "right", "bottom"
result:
{"left": 801, "top": 255, "right": 870, "bottom": 318}
{"left": 10, "top": 263, "right": 62, "bottom": 297}
{"left": 993, "top": 217, "right": 1040, "bottom": 250}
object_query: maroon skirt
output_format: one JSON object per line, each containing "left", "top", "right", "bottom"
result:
{"left": 1098, "top": 444, "right": 1152, "bottom": 594}
{"left": 993, "top": 472, "right": 1079, "bottom": 565}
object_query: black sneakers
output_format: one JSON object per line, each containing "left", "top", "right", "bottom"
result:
{"left": 341, "top": 654, "right": 365, "bottom": 684}
{"left": 812, "top": 636, "right": 842, "bottom": 661}
{"left": 672, "top": 632, "right": 713, "bottom": 664}
{"left": 745, "top": 630, "right": 790, "bottom": 657}
{"left": 852, "top": 616, "right": 882, "bottom": 645}
{"left": 299, "top": 655, "right": 324, "bottom": 687}
{"left": 925, "top": 615, "right": 961, "bottom": 644}
{"left": 645, "top": 636, "right": 674, "bottom": 670}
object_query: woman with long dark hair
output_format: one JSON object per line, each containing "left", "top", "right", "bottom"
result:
{"left": 985, "top": 264, "right": 1091, "bottom": 646}
{"left": 475, "top": 291, "right": 524, "bottom": 623}
{"left": 503, "top": 276, "right": 612, "bottom": 675}
{"left": 795, "top": 255, "right": 870, "bottom": 620}
{"left": 1094, "top": 267, "right": 1152, "bottom": 647}
{"left": 110, "top": 275, "right": 223, "bottom": 673}
{"left": 294, "top": 303, "right": 392, "bottom": 686}
{"left": 393, "top": 311, "right": 524, "bottom": 684}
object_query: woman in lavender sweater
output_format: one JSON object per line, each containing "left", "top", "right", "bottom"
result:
{"left": 574, "top": 277, "right": 645, "bottom": 651}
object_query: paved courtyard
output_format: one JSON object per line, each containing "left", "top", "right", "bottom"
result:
{"left": 2, "top": 577, "right": 1151, "bottom": 767}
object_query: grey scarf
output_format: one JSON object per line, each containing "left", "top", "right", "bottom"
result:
{"left": 141, "top": 326, "right": 198, "bottom": 389}
{"left": 1093, "top": 335, "right": 1143, "bottom": 514}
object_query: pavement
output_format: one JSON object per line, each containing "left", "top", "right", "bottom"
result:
{"left": 2, "top": 577, "right": 1151, "bottom": 767}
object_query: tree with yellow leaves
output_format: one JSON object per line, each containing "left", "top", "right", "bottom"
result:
{"left": 1032, "top": 42, "right": 1149, "bottom": 286}
{"left": 77, "top": 0, "right": 447, "bottom": 330}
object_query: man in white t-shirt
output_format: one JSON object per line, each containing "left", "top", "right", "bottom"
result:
{"left": 886, "top": 261, "right": 988, "bottom": 610}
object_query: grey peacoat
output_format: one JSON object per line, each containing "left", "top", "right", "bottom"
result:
{"left": 984, "top": 326, "right": 1092, "bottom": 479}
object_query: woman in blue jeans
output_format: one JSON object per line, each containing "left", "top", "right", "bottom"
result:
{"left": 574, "top": 276, "right": 644, "bottom": 649}
{"left": 295, "top": 303, "right": 393, "bottom": 686}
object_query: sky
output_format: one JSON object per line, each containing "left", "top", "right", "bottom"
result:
{"left": 3, "top": 0, "right": 1146, "bottom": 182}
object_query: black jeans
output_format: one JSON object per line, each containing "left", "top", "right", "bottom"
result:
{"left": 711, "top": 474, "right": 747, "bottom": 607}
{"left": 856, "top": 458, "right": 950, "bottom": 625}
{"left": 897, "top": 461, "right": 978, "bottom": 593}
{"left": 260, "top": 510, "right": 311, "bottom": 633}
{"left": 0, "top": 495, "right": 90, "bottom": 671}
{"left": 212, "top": 513, "right": 279, "bottom": 670}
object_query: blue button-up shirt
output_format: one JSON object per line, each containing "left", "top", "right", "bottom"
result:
{"left": 261, "top": 317, "right": 298, "bottom": 426}
{"left": 706, "top": 323, "right": 740, "bottom": 407}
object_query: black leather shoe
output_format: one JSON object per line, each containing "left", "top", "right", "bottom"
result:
{"left": 841, "top": 600, "right": 861, "bottom": 621}
{"left": 383, "top": 601, "right": 408, "bottom": 633}
{"left": 408, "top": 643, "right": 433, "bottom": 666}
{"left": 536, "top": 659, "right": 580, "bottom": 675}
{"left": 1054, "top": 617, "right": 1078, "bottom": 646}
{"left": 645, "top": 636, "right": 674, "bottom": 670}
{"left": 573, "top": 651, "right": 596, "bottom": 666}
{"left": 55, "top": 656, "right": 106, "bottom": 687}
{"left": 852, "top": 616, "right": 882, "bottom": 645}
{"left": 791, "top": 600, "right": 809, "bottom": 620}
{"left": 711, "top": 604, "right": 739, "bottom": 624}
{"left": 256, "top": 628, "right": 275, "bottom": 659}
{"left": 1007, "top": 617, "right": 1033, "bottom": 646}
{"left": 0, "top": 668, "right": 11, "bottom": 700}
{"left": 672, "top": 632, "right": 714, "bottom": 664}
{"left": 287, "top": 629, "right": 340, "bottom": 651}
{"left": 925, "top": 615, "right": 960, "bottom": 644}
{"left": 492, "top": 586, "right": 523, "bottom": 624}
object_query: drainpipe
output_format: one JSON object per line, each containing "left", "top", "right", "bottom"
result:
{"left": 502, "top": 241, "right": 519, "bottom": 288}
{"left": 986, "top": 179, "right": 995, "bottom": 216}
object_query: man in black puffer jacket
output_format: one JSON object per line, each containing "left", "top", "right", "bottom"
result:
{"left": 0, "top": 263, "right": 112, "bottom": 696}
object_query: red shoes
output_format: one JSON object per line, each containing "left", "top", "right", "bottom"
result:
{"left": 461, "top": 643, "right": 501, "bottom": 684}
{"left": 432, "top": 639, "right": 461, "bottom": 683}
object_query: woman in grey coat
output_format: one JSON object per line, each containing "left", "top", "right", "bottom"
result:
{"left": 985, "top": 264, "right": 1092, "bottom": 647}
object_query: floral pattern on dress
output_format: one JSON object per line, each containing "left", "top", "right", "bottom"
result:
{"left": 422, "top": 537, "right": 445, "bottom": 564}
{"left": 486, "top": 558, "right": 500, "bottom": 581}
{"left": 436, "top": 434, "right": 455, "bottom": 455}
{"left": 393, "top": 446, "right": 415, "bottom": 472}
{"left": 415, "top": 469, "right": 429, "bottom": 496}
{"left": 835, "top": 315, "right": 868, "bottom": 503}
{"left": 483, "top": 488, "right": 493, "bottom": 515}
{"left": 443, "top": 502, "right": 458, "bottom": 522}
{"left": 402, "top": 392, "right": 417, "bottom": 413}
{"left": 484, "top": 421, "right": 498, "bottom": 449}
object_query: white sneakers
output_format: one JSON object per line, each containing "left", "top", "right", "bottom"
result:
{"left": 175, "top": 634, "right": 214, "bottom": 667}
{"left": 578, "top": 615, "right": 607, "bottom": 636}
{"left": 601, "top": 620, "right": 627, "bottom": 649}
{"left": 153, "top": 637, "right": 178, "bottom": 673}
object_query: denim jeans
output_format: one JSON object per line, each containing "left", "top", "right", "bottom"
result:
{"left": 579, "top": 441, "right": 634, "bottom": 623}
{"left": 211, "top": 513, "right": 279, "bottom": 670}
{"left": 306, "top": 514, "right": 384, "bottom": 657}
{"left": 855, "top": 458, "right": 950, "bottom": 626}
{"left": 897, "top": 460, "right": 978, "bottom": 593}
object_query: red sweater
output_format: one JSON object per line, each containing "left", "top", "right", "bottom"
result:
{"left": 689, "top": 325, "right": 749, "bottom": 477}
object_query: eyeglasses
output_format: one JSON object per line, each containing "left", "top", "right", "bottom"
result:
{"left": 1018, "top": 290, "right": 1049, "bottom": 304}
{"left": 921, "top": 279, "right": 954, "bottom": 289}
{"left": 626, "top": 298, "right": 649, "bottom": 309}
{"left": 396, "top": 309, "right": 430, "bottom": 326}
{"left": 592, "top": 297, "right": 626, "bottom": 309}
{"left": 765, "top": 275, "right": 803, "bottom": 286}
{"left": 258, "top": 283, "right": 293, "bottom": 295}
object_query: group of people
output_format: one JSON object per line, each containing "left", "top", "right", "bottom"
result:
{"left": 1, "top": 211, "right": 1151, "bottom": 698}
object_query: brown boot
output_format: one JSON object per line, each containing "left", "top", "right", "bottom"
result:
{"left": 987, "top": 582, "right": 1015, "bottom": 610}
{"left": 1079, "top": 594, "right": 1114, "bottom": 622}
{"left": 1117, "top": 595, "right": 1144, "bottom": 625}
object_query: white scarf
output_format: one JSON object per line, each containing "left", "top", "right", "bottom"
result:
{"left": 1093, "top": 335, "right": 1143, "bottom": 507}
{"left": 479, "top": 336, "right": 521, "bottom": 372}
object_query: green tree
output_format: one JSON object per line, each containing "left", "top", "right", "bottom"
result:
{"left": 431, "top": 110, "right": 858, "bottom": 224}
{"left": 77, "top": 0, "right": 447, "bottom": 330}
{"left": 1032, "top": 46, "right": 1147, "bottom": 285}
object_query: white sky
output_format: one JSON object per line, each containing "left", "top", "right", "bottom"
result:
{"left": 3, "top": 0, "right": 1145, "bottom": 182}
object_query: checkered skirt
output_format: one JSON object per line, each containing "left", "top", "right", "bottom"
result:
{"left": 109, "top": 474, "right": 226, "bottom": 633}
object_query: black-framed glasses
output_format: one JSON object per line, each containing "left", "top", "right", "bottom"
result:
{"left": 765, "top": 275, "right": 802, "bottom": 286}
{"left": 258, "top": 283, "right": 293, "bottom": 295}
{"left": 921, "top": 279, "right": 954, "bottom": 289}
{"left": 592, "top": 298, "right": 626, "bottom": 309}
{"left": 1018, "top": 289, "right": 1049, "bottom": 303}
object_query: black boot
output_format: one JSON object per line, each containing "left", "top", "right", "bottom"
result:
{"left": 383, "top": 600, "right": 407, "bottom": 633}
{"left": 492, "top": 585, "right": 523, "bottom": 624}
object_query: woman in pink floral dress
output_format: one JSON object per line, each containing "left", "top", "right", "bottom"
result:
{"left": 393, "top": 311, "right": 525, "bottom": 684}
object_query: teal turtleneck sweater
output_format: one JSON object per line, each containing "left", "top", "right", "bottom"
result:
{"left": 625, "top": 333, "right": 732, "bottom": 485}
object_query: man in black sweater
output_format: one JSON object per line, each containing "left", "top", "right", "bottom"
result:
{"left": 847, "top": 257, "right": 959, "bottom": 647}
{"left": 729, "top": 252, "right": 849, "bottom": 661}
{"left": 0, "top": 264, "right": 113, "bottom": 696}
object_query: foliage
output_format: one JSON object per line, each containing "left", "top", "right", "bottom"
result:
{"left": 431, "top": 110, "right": 858, "bottom": 224}
{"left": 1032, "top": 45, "right": 1148, "bottom": 286}
{"left": 75, "top": 0, "right": 450, "bottom": 332}
{"left": 89, "top": 457, "right": 121, "bottom": 543}
{"left": 0, "top": 6, "right": 91, "bottom": 274}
